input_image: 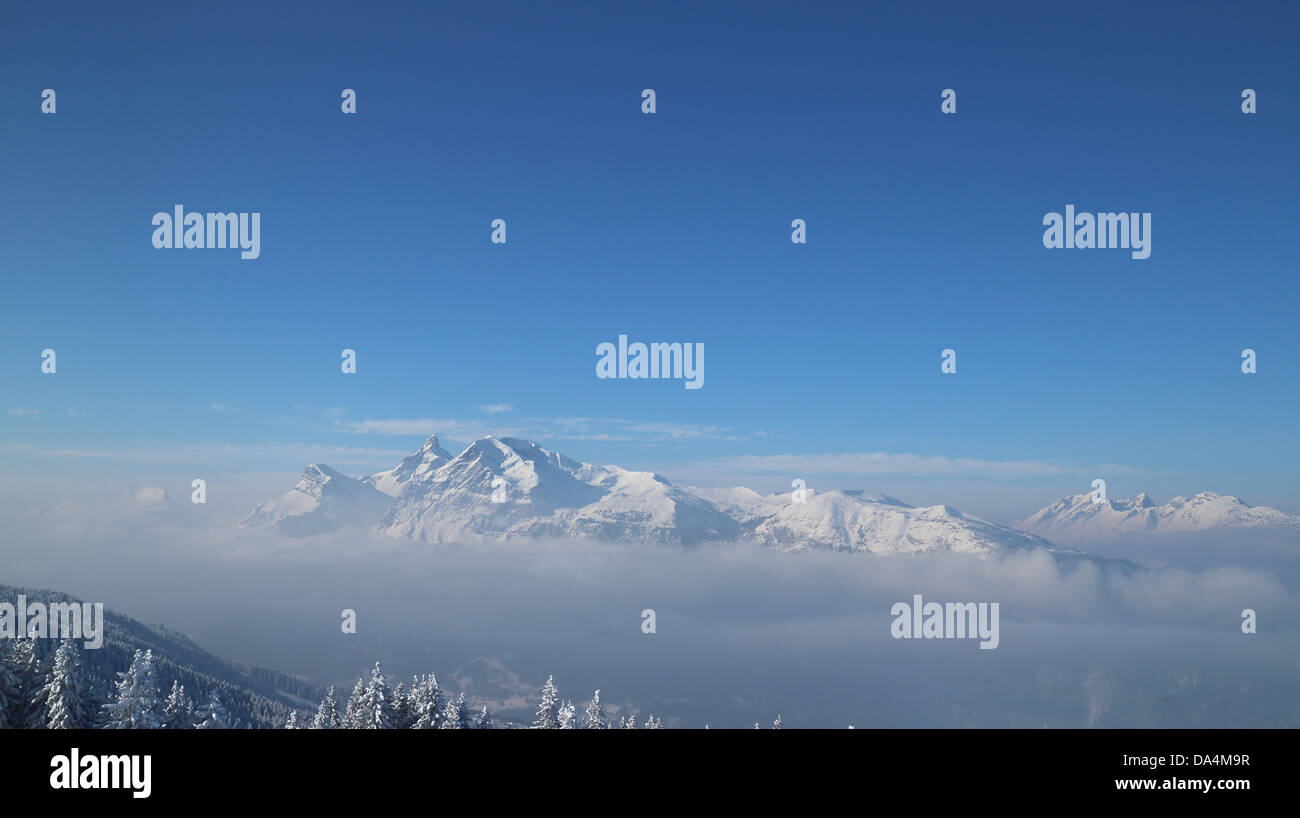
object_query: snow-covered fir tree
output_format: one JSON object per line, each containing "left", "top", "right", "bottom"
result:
{"left": 475, "top": 705, "right": 491, "bottom": 729}
{"left": 162, "top": 680, "right": 193, "bottom": 730}
{"left": 8, "top": 639, "right": 43, "bottom": 728}
{"left": 644, "top": 715, "right": 662, "bottom": 729}
{"left": 428, "top": 675, "right": 445, "bottom": 727}
{"left": 412, "top": 673, "right": 445, "bottom": 729}
{"left": 583, "top": 690, "right": 605, "bottom": 729}
{"left": 343, "top": 678, "right": 366, "bottom": 729}
{"left": 454, "top": 693, "right": 472, "bottom": 729}
{"left": 101, "top": 649, "right": 164, "bottom": 729}
{"left": 31, "top": 640, "right": 89, "bottom": 729}
{"left": 773, "top": 714, "right": 782, "bottom": 730}
{"left": 390, "top": 682, "right": 411, "bottom": 729}
{"left": 193, "top": 690, "right": 229, "bottom": 729}
{"left": 622, "top": 714, "right": 637, "bottom": 729}
{"left": 0, "top": 640, "right": 28, "bottom": 729}
{"left": 441, "top": 692, "right": 463, "bottom": 729}
{"left": 535, "top": 675, "right": 560, "bottom": 729}
{"left": 311, "top": 686, "right": 341, "bottom": 729}
{"left": 408, "top": 676, "right": 431, "bottom": 728}
{"left": 558, "top": 699, "right": 576, "bottom": 729}
{"left": 359, "top": 661, "right": 391, "bottom": 729}
{"left": 285, "top": 711, "right": 300, "bottom": 728}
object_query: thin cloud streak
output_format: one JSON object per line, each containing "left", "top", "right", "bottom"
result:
{"left": 681, "top": 452, "right": 1137, "bottom": 481}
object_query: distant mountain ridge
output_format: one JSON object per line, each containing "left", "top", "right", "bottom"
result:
{"left": 1014, "top": 491, "right": 1300, "bottom": 544}
{"left": 243, "top": 434, "right": 1110, "bottom": 560}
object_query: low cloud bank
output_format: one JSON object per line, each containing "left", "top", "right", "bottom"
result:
{"left": 1, "top": 505, "right": 1296, "bottom": 727}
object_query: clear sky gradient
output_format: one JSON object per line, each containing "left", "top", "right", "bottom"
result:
{"left": 2, "top": 1, "right": 1297, "bottom": 519}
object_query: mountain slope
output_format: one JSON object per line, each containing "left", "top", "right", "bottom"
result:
{"left": 241, "top": 464, "right": 392, "bottom": 535}
{"left": 751, "top": 489, "right": 1057, "bottom": 555}
{"left": 0, "top": 583, "right": 317, "bottom": 727}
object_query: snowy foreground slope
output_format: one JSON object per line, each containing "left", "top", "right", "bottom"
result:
{"left": 1014, "top": 492, "right": 1300, "bottom": 545}
{"left": 243, "top": 435, "right": 1100, "bottom": 560}
{"left": 0, "top": 583, "right": 317, "bottom": 727}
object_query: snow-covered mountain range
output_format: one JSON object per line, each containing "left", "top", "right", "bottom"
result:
{"left": 242, "top": 434, "right": 1079, "bottom": 557}
{"left": 1014, "top": 491, "right": 1300, "bottom": 544}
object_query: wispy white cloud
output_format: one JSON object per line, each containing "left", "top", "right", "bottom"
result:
{"left": 342, "top": 417, "right": 489, "bottom": 437}
{"left": 3, "top": 442, "right": 410, "bottom": 468}
{"left": 8, "top": 408, "right": 40, "bottom": 417}
{"left": 477, "top": 404, "right": 512, "bottom": 414}
{"left": 682, "top": 452, "right": 1135, "bottom": 481}
{"left": 338, "top": 415, "right": 748, "bottom": 443}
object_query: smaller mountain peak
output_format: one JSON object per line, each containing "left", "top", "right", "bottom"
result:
{"left": 418, "top": 434, "right": 452, "bottom": 458}
{"left": 461, "top": 436, "right": 513, "bottom": 460}
{"left": 107, "top": 486, "right": 174, "bottom": 510}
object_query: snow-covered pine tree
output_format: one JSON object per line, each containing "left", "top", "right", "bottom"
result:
{"left": 311, "top": 686, "right": 341, "bottom": 729}
{"left": 31, "top": 640, "right": 89, "bottom": 729}
{"left": 773, "top": 714, "right": 782, "bottom": 730}
{"left": 101, "top": 649, "right": 164, "bottom": 729}
{"left": 583, "top": 689, "right": 605, "bottom": 730}
{"left": 360, "top": 661, "right": 391, "bottom": 729}
{"left": 622, "top": 713, "right": 637, "bottom": 729}
{"left": 454, "top": 693, "right": 472, "bottom": 729}
{"left": 162, "top": 680, "right": 193, "bottom": 729}
{"left": 558, "top": 700, "right": 575, "bottom": 729}
{"left": 9, "top": 638, "right": 43, "bottom": 728}
{"left": 408, "top": 676, "right": 433, "bottom": 729}
{"left": 285, "top": 711, "right": 299, "bottom": 728}
{"left": 441, "top": 692, "right": 462, "bottom": 729}
{"left": 427, "top": 674, "right": 445, "bottom": 728}
{"left": 644, "top": 715, "right": 663, "bottom": 729}
{"left": 475, "top": 705, "right": 491, "bottom": 729}
{"left": 390, "top": 682, "right": 411, "bottom": 729}
{"left": 343, "top": 678, "right": 366, "bottom": 729}
{"left": 0, "top": 640, "right": 26, "bottom": 729}
{"left": 193, "top": 690, "right": 229, "bottom": 729}
{"left": 535, "top": 675, "right": 560, "bottom": 729}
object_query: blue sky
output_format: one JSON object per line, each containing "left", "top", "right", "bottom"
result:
{"left": 2, "top": 0, "right": 1297, "bottom": 519}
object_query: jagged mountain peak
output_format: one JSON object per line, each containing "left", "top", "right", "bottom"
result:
{"left": 366, "top": 434, "right": 454, "bottom": 497}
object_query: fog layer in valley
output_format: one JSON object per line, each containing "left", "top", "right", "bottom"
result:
{"left": 2, "top": 490, "right": 1295, "bottom": 728}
